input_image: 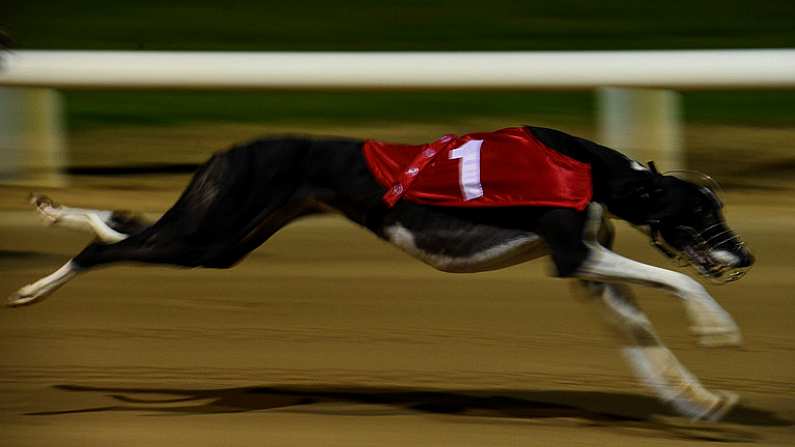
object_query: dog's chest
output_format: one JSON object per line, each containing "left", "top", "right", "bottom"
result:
{"left": 382, "top": 221, "right": 546, "bottom": 273}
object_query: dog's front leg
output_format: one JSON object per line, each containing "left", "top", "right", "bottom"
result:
{"left": 577, "top": 281, "right": 738, "bottom": 420}
{"left": 575, "top": 240, "right": 741, "bottom": 347}
{"left": 573, "top": 204, "right": 741, "bottom": 348}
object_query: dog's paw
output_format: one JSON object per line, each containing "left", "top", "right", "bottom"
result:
{"left": 691, "top": 326, "right": 743, "bottom": 348}
{"left": 7, "top": 277, "right": 68, "bottom": 307}
{"left": 29, "top": 193, "right": 61, "bottom": 225}
{"left": 7, "top": 285, "right": 47, "bottom": 307}
{"left": 697, "top": 390, "right": 740, "bottom": 422}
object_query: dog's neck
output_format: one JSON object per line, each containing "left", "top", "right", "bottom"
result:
{"left": 598, "top": 173, "right": 693, "bottom": 228}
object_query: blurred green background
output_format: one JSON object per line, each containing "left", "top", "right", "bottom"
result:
{"left": 2, "top": 0, "right": 794, "bottom": 185}
{"left": 5, "top": 0, "right": 795, "bottom": 127}
{"left": 8, "top": 0, "right": 795, "bottom": 51}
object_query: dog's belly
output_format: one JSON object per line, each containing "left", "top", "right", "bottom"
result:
{"left": 383, "top": 223, "right": 547, "bottom": 273}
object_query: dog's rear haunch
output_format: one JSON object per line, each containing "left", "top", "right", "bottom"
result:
{"left": 11, "top": 126, "right": 753, "bottom": 422}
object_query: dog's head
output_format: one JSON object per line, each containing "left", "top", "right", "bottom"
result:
{"left": 645, "top": 171, "right": 754, "bottom": 283}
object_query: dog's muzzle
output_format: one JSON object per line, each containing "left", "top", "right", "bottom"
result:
{"left": 651, "top": 225, "right": 754, "bottom": 284}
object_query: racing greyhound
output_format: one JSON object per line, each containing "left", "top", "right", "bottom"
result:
{"left": 9, "top": 126, "right": 754, "bottom": 421}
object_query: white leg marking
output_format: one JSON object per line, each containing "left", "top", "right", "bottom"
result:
{"left": 623, "top": 345, "right": 738, "bottom": 421}
{"left": 577, "top": 243, "right": 741, "bottom": 347}
{"left": 32, "top": 194, "right": 127, "bottom": 243}
{"left": 85, "top": 213, "right": 128, "bottom": 243}
{"left": 582, "top": 282, "right": 739, "bottom": 421}
{"left": 578, "top": 204, "right": 740, "bottom": 347}
{"left": 384, "top": 224, "right": 544, "bottom": 273}
{"left": 8, "top": 260, "right": 80, "bottom": 307}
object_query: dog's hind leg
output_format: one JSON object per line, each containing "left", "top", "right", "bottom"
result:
{"left": 8, "top": 259, "right": 81, "bottom": 307}
{"left": 577, "top": 281, "right": 738, "bottom": 421}
{"left": 9, "top": 195, "right": 147, "bottom": 306}
{"left": 30, "top": 194, "right": 150, "bottom": 243}
{"left": 8, "top": 198, "right": 307, "bottom": 308}
{"left": 575, "top": 204, "right": 741, "bottom": 348}
{"left": 10, "top": 139, "right": 319, "bottom": 307}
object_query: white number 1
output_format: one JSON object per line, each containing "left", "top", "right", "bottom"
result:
{"left": 449, "top": 140, "right": 484, "bottom": 201}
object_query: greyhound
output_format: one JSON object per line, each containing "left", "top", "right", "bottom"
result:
{"left": 8, "top": 126, "right": 754, "bottom": 421}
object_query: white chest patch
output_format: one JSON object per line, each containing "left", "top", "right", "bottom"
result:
{"left": 384, "top": 224, "right": 546, "bottom": 273}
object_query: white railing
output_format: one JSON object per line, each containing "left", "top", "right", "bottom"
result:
{"left": 2, "top": 50, "right": 795, "bottom": 90}
{"left": 2, "top": 50, "right": 794, "bottom": 186}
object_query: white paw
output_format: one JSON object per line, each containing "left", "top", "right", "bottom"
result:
{"left": 8, "top": 262, "right": 77, "bottom": 308}
{"left": 7, "top": 276, "right": 71, "bottom": 307}
{"left": 684, "top": 299, "right": 742, "bottom": 347}
{"left": 30, "top": 193, "right": 62, "bottom": 225}
{"left": 697, "top": 390, "right": 740, "bottom": 422}
{"left": 690, "top": 325, "right": 743, "bottom": 348}
{"left": 7, "top": 285, "right": 49, "bottom": 307}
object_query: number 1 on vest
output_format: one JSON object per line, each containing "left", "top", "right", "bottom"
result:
{"left": 449, "top": 140, "right": 484, "bottom": 201}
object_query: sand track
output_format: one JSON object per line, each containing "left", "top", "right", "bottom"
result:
{"left": 1, "top": 189, "right": 793, "bottom": 446}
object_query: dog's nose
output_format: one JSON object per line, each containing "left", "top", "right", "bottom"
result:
{"left": 737, "top": 250, "right": 755, "bottom": 268}
{"left": 731, "top": 240, "right": 755, "bottom": 268}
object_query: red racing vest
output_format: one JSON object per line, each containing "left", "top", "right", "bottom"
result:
{"left": 362, "top": 127, "right": 592, "bottom": 210}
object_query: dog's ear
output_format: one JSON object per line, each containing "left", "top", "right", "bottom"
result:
{"left": 639, "top": 161, "right": 685, "bottom": 222}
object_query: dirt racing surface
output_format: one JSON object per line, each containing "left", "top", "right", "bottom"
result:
{"left": 0, "top": 186, "right": 793, "bottom": 446}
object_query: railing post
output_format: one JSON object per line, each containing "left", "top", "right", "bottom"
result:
{"left": 0, "top": 87, "right": 67, "bottom": 186}
{"left": 597, "top": 87, "right": 684, "bottom": 171}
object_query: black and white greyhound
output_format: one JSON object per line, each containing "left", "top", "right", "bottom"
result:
{"left": 9, "top": 126, "right": 754, "bottom": 421}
